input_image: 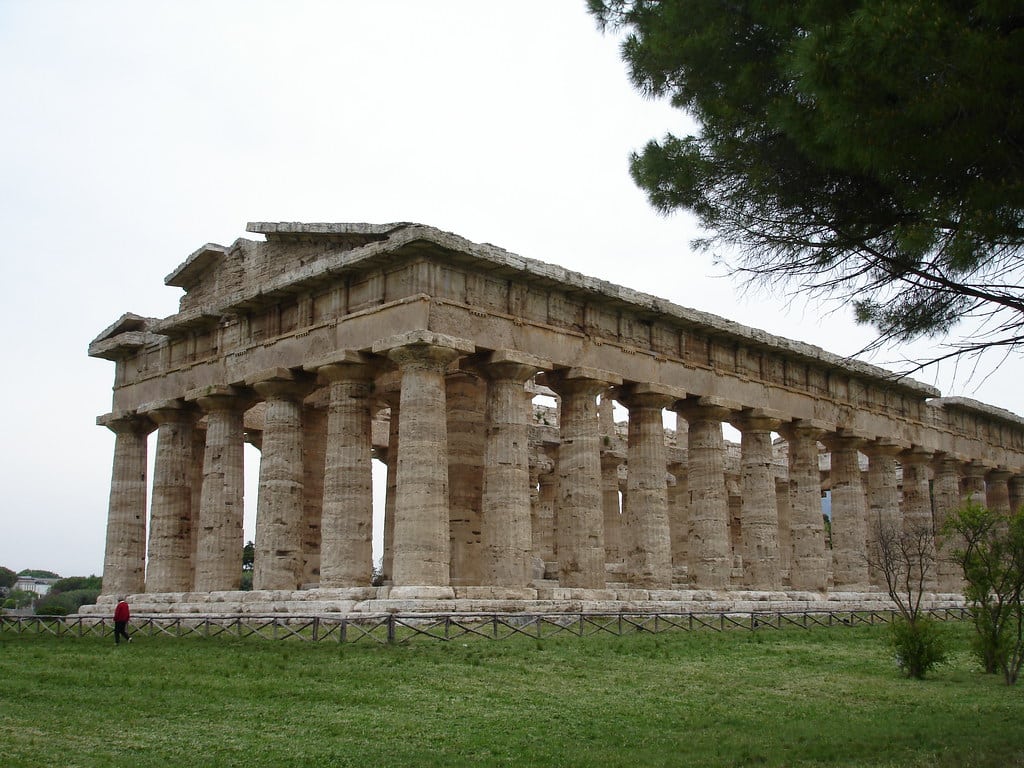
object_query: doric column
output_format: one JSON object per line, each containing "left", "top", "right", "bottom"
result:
{"left": 310, "top": 353, "right": 378, "bottom": 588}
{"left": 823, "top": 432, "right": 870, "bottom": 590}
{"left": 900, "top": 447, "right": 937, "bottom": 591}
{"left": 249, "top": 368, "right": 316, "bottom": 591}
{"left": 301, "top": 403, "right": 327, "bottom": 587}
{"left": 446, "top": 371, "right": 486, "bottom": 586}
{"left": 667, "top": 459, "right": 688, "bottom": 582}
{"left": 477, "top": 350, "right": 550, "bottom": 588}
{"left": 774, "top": 477, "right": 791, "bottom": 583}
{"left": 188, "top": 386, "right": 253, "bottom": 592}
{"left": 98, "top": 412, "right": 154, "bottom": 597}
{"left": 376, "top": 370, "right": 402, "bottom": 583}
{"left": 674, "top": 397, "right": 736, "bottom": 589}
{"left": 932, "top": 454, "right": 965, "bottom": 592}
{"left": 144, "top": 399, "right": 198, "bottom": 593}
{"left": 618, "top": 383, "right": 683, "bottom": 589}
{"left": 962, "top": 462, "right": 988, "bottom": 506}
{"left": 600, "top": 451, "right": 624, "bottom": 565}
{"left": 863, "top": 440, "right": 904, "bottom": 587}
{"left": 778, "top": 421, "right": 827, "bottom": 591}
{"left": 534, "top": 449, "right": 557, "bottom": 564}
{"left": 987, "top": 468, "right": 1012, "bottom": 514}
{"left": 1009, "top": 475, "right": 1024, "bottom": 515}
{"left": 544, "top": 367, "right": 622, "bottom": 589}
{"left": 730, "top": 409, "right": 783, "bottom": 590}
{"left": 373, "top": 331, "right": 474, "bottom": 589}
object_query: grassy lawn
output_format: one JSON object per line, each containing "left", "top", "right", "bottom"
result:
{"left": 1, "top": 621, "right": 1022, "bottom": 767}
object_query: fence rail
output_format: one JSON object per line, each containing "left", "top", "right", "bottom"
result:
{"left": 0, "top": 607, "right": 970, "bottom": 644}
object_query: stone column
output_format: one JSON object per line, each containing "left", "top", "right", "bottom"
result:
{"left": 301, "top": 403, "right": 327, "bottom": 586}
{"left": 601, "top": 451, "right": 625, "bottom": 565}
{"left": 189, "top": 386, "right": 253, "bottom": 592}
{"left": 900, "top": 447, "right": 937, "bottom": 591}
{"left": 932, "top": 454, "right": 965, "bottom": 593}
{"left": 98, "top": 412, "right": 154, "bottom": 597}
{"left": 446, "top": 371, "right": 486, "bottom": 586}
{"left": 963, "top": 463, "right": 988, "bottom": 506}
{"left": 376, "top": 370, "right": 402, "bottom": 583}
{"left": 730, "top": 410, "right": 783, "bottom": 590}
{"left": 619, "top": 383, "right": 682, "bottom": 589}
{"left": 674, "top": 397, "right": 735, "bottom": 589}
{"left": 863, "top": 440, "right": 903, "bottom": 587}
{"left": 987, "top": 468, "right": 1012, "bottom": 514}
{"left": 249, "top": 369, "right": 315, "bottom": 591}
{"left": 534, "top": 449, "right": 557, "bottom": 564}
{"left": 478, "top": 351, "right": 550, "bottom": 588}
{"left": 312, "top": 353, "right": 378, "bottom": 588}
{"left": 824, "top": 432, "right": 870, "bottom": 590}
{"left": 778, "top": 421, "right": 827, "bottom": 591}
{"left": 1009, "top": 475, "right": 1024, "bottom": 515}
{"left": 144, "top": 400, "right": 197, "bottom": 593}
{"left": 544, "top": 367, "right": 622, "bottom": 589}
{"left": 667, "top": 460, "right": 688, "bottom": 583}
{"left": 774, "top": 477, "right": 792, "bottom": 583}
{"left": 373, "top": 331, "right": 474, "bottom": 590}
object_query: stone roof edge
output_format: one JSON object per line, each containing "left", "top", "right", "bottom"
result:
{"left": 165, "top": 243, "right": 229, "bottom": 288}
{"left": 929, "top": 397, "right": 1024, "bottom": 427}
{"left": 163, "top": 222, "right": 939, "bottom": 397}
{"left": 89, "top": 312, "right": 158, "bottom": 346}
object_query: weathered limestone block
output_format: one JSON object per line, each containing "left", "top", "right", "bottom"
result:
{"left": 145, "top": 400, "right": 198, "bottom": 593}
{"left": 311, "top": 354, "right": 378, "bottom": 588}
{"left": 779, "top": 421, "right": 828, "bottom": 591}
{"left": 478, "top": 351, "right": 551, "bottom": 587}
{"left": 99, "top": 412, "right": 154, "bottom": 597}
{"left": 619, "top": 383, "right": 684, "bottom": 589}
{"left": 675, "top": 397, "right": 735, "bottom": 589}
{"left": 250, "top": 370, "right": 316, "bottom": 591}
{"left": 731, "top": 410, "right": 783, "bottom": 590}
{"left": 824, "top": 432, "right": 870, "bottom": 590}
{"left": 373, "top": 331, "right": 475, "bottom": 589}
{"left": 190, "top": 387, "right": 253, "bottom": 592}
{"left": 863, "top": 440, "right": 903, "bottom": 587}
{"left": 544, "top": 367, "right": 622, "bottom": 589}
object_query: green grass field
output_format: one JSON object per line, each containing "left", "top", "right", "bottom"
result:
{"left": 1, "top": 621, "right": 1022, "bottom": 767}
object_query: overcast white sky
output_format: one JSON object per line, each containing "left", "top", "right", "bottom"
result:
{"left": 2, "top": 1, "right": 1020, "bottom": 578}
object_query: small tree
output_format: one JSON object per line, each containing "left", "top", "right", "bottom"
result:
{"left": 946, "top": 502, "right": 1024, "bottom": 685}
{"left": 867, "top": 517, "right": 946, "bottom": 678}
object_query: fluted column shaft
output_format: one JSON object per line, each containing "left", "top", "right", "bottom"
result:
{"left": 378, "top": 334, "right": 472, "bottom": 587}
{"left": 252, "top": 375, "right": 313, "bottom": 590}
{"left": 447, "top": 372, "right": 486, "bottom": 586}
{"left": 825, "top": 434, "right": 869, "bottom": 589}
{"left": 535, "top": 452, "right": 557, "bottom": 563}
{"left": 621, "top": 387, "right": 676, "bottom": 588}
{"left": 601, "top": 452, "right": 624, "bottom": 564}
{"left": 1009, "top": 476, "right": 1024, "bottom": 515}
{"left": 774, "top": 478, "right": 791, "bottom": 582}
{"left": 778, "top": 423, "right": 827, "bottom": 590}
{"left": 864, "top": 442, "right": 902, "bottom": 587}
{"left": 987, "top": 469, "right": 1012, "bottom": 514}
{"left": 317, "top": 359, "right": 376, "bottom": 587}
{"left": 301, "top": 405, "right": 327, "bottom": 586}
{"left": 100, "top": 413, "right": 154, "bottom": 596}
{"left": 146, "top": 403, "right": 196, "bottom": 593}
{"left": 193, "top": 391, "right": 250, "bottom": 592}
{"left": 731, "top": 413, "right": 782, "bottom": 589}
{"left": 675, "top": 400, "right": 733, "bottom": 588}
{"left": 932, "top": 456, "right": 965, "bottom": 592}
{"left": 667, "top": 461, "right": 688, "bottom": 578}
{"left": 479, "top": 354, "right": 545, "bottom": 587}
{"left": 963, "top": 463, "right": 988, "bottom": 506}
{"left": 547, "top": 369, "right": 618, "bottom": 588}
{"left": 901, "top": 448, "right": 937, "bottom": 591}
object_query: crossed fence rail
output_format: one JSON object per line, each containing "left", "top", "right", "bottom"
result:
{"left": 0, "top": 607, "right": 969, "bottom": 645}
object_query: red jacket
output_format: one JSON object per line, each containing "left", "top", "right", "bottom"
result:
{"left": 114, "top": 601, "right": 130, "bottom": 622}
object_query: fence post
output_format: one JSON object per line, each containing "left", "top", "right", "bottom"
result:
{"left": 387, "top": 614, "right": 396, "bottom": 644}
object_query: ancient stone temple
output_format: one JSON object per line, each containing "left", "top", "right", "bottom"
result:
{"left": 84, "top": 222, "right": 1024, "bottom": 616}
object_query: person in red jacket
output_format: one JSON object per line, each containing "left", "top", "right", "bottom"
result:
{"left": 113, "top": 598, "right": 131, "bottom": 644}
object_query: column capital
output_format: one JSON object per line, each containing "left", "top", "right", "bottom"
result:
{"left": 987, "top": 467, "right": 1015, "bottom": 483}
{"left": 185, "top": 384, "right": 257, "bottom": 414}
{"left": 821, "top": 428, "right": 871, "bottom": 452}
{"left": 305, "top": 350, "right": 381, "bottom": 382}
{"left": 729, "top": 407, "right": 786, "bottom": 433}
{"left": 673, "top": 395, "right": 739, "bottom": 423}
{"left": 139, "top": 398, "right": 198, "bottom": 425}
{"left": 963, "top": 461, "right": 992, "bottom": 479}
{"left": 539, "top": 366, "right": 622, "bottom": 395}
{"left": 614, "top": 382, "right": 687, "bottom": 411}
{"left": 247, "top": 368, "right": 317, "bottom": 401}
{"left": 468, "top": 349, "right": 552, "bottom": 384}
{"left": 372, "top": 331, "right": 474, "bottom": 369}
{"left": 97, "top": 410, "right": 155, "bottom": 436}
{"left": 777, "top": 418, "right": 829, "bottom": 442}
{"left": 899, "top": 445, "right": 934, "bottom": 465}
{"left": 861, "top": 438, "right": 909, "bottom": 458}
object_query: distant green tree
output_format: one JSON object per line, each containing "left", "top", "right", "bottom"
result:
{"left": 36, "top": 589, "right": 100, "bottom": 617}
{"left": 946, "top": 502, "right": 1024, "bottom": 684}
{"left": 51, "top": 576, "right": 102, "bottom": 594}
{"left": 0, "top": 566, "right": 16, "bottom": 591}
{"left": 589, "top": 1, "right": 1024, "bottom": 367}
{"left": 242, "top": 541, "right": 255, "bottom": 572}
{"left": 6, "top": 589, "right": 35, "bottom": 609}
{"left": 17, "top": 569, "right": 59, "bottom": 579}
